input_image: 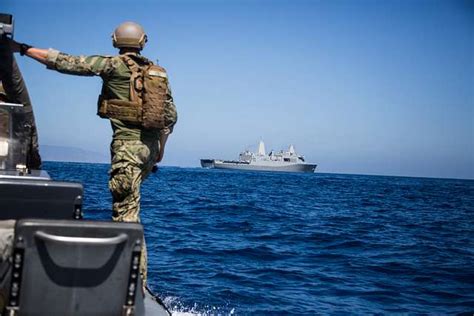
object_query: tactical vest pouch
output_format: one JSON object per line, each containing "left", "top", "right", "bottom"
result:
{"left": 97, "top": 94, "right": 108, "bottom": 118}
{"left": 121, "top": 56, "right": 170, "bottom": 129}
{"left": 97, "top": 95, "right": 142, "bottom": 124}
{"left": 141, "top": 65, "right": 168, "bottom": 129}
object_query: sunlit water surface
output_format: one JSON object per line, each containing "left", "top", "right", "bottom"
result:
{"left": 45, "top": 162, "right": 474, "bottom": 315}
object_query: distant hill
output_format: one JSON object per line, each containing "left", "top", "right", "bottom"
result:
{"left": 40, "top": 145, "right": 108, "bottom": 163}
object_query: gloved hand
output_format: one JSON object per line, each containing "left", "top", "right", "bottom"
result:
{"left": 6, "top": 38, "right": 31, "bottom": 55}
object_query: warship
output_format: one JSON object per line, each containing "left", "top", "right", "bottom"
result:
{"left": 0, "top": 13, "right": 170, "bottom": 316}
{"left": 201, "top": 141, "right": 317, "bottom": 173}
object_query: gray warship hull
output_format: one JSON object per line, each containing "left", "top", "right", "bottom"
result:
{"left": 201, "top": 159, "right": 317, "bottom": 173}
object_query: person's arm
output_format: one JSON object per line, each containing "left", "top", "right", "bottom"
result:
{"left": 156, "top": 87, "right": 178, "bottom": 163}
{"left": 8, "top": 40, "right": 49, "bottom": 65}
{"left": 8, "top": 39, "right": 113, "bottom": 76}
{"left": 156, "top": 133, "right": 168, "bottom": 163}
{"left": 24, "top": 47, "right": 49, "bottom": 65}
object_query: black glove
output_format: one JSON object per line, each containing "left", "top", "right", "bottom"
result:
{"left": 19, "top": 43, "right": 32, "bottom": 56}
{"left": 6, "top": 38, "right": 31, "bottom": 55}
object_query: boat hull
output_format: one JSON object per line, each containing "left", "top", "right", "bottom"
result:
{"left": 201, "top": 159, "right": 316, "bottom": 173}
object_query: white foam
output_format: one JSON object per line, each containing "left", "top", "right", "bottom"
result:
{"left": 163, "top": 296, "right": 236, "bottom": 316}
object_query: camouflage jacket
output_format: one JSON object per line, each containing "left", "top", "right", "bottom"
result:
{"left": 45, "top": 49, "right": 177, "bottom": 140}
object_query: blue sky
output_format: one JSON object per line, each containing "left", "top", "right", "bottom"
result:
{"left": 3, "top": 0, "right": 473, "bottom": 179}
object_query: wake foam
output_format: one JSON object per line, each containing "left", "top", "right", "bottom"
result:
{"left": 163, "top": 296, "right": 236, "bottom": 316}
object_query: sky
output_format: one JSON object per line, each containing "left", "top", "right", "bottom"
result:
{"left": 2, "top": 0, "right": 473, "bottom": 179}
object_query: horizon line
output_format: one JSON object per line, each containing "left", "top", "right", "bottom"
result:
{"left": 42, "top": 160, "right": 474, "bottom": 181}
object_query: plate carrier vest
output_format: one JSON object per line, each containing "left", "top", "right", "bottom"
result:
{"left": 97, "top": 55, "right": 169, "bottom": 129}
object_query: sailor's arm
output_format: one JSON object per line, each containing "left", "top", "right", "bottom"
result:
{"left": 43, "top": 50, "right": 115, "bottom": 76}
{"left": 8, "top": 39, "right": 113, "bottom": 76}
{"left": 23, "top": 47, "right": 49, "bottom": 65}
{"left": 163, "top": 92, "right": 177, "bottom": 135}
{"left": 156, "top": 133, "right": 168, "bottom": 163}
{"left": 156, "top": 88, "right": 177, "bottom": 163}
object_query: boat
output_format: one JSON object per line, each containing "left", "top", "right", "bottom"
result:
{"left": 201, "top": 141, "right": 317, "bottom": 173}
{"left": 0, "top": 14, "right": 170, "bottom": 315}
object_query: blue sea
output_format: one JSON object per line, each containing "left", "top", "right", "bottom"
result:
{"left": 44, "top": 161, "right": 474, "bottom": 315}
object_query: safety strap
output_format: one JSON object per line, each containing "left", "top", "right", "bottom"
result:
{"left": 119, "top": 55, "right": 145, "bottom": 106}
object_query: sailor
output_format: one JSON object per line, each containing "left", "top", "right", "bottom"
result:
{"left": 7, "top": 22, "right": 178, "bottom": 287}
{"left": 0, "top": 38, "right": 42, "bottom": 170}
{"left": 0, "top": 36, "right": 32, "bottom": 310}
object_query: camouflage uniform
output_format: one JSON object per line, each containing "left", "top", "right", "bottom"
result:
{"left": 45, "top": 49, "right": 177, "bottom": 284}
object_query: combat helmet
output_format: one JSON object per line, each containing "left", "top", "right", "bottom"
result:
{"left": 112, "top": 22, "right": 147, "bottom": 50}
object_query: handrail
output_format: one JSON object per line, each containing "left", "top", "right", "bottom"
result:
{"left": 35, "top": 231, "right": 128, "bottom": 246}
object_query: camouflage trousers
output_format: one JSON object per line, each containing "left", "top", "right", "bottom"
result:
{"left": 109, "top": 138, "right": 159, "bottom": 286}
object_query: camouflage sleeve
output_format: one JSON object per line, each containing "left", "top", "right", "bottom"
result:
{"left": 45, "top": 49, "right": 115, "bottom": 77}
{"left": 163, "top": 85, "right": 177, "bottom": 135}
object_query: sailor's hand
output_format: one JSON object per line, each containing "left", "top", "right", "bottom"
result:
{"left": 6, "top": 39, "right": 32, "bottom": 56}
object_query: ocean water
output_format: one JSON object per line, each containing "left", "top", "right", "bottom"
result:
{"left": 44, "top": 161, "right": 474, "bottom": 315}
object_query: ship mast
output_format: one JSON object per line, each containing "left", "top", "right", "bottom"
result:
{"left": 289, "top": 145, "right": 295, "bottom": 155}
{"left": 257, "top": 140, "right": 266, "bottom": 156}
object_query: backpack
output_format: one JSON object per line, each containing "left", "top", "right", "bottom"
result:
{"left": 97, "top": 55, "right": 176, "bottom": 130}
